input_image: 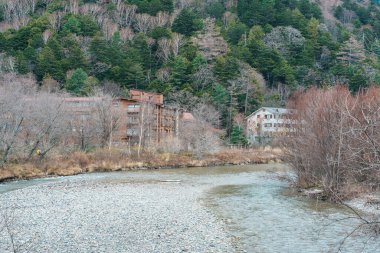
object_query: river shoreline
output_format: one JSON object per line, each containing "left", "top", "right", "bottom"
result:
{"left": 0, "top": 148, "right": 283, "bottom": 183}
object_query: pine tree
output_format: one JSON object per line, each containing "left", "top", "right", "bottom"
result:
{"left": 172, "top": 9, "right": 203, "bottom": 36}
{"left": 65, "top": 68, "right": 89, "bottom": 95}
{"left": 170, "top": 56, "right": 190, "bottom": 88}
{"left": 230, "top": 125, "right": 248, "bottom": 145}
{"left": 36, "top": 46, "right": 64, "bottom": 81}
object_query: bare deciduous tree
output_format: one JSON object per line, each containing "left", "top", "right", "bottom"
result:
{"left": 0, "top": 0, "right": 37, "bottom": 22}
{"left": 157, "top": 38, "right": 172, "bottom": 62}
{"left": 120, "top": 27, "right": 135, "bottom": 42}
{"left": 92, "top": 92, "right": 123, "bottom": 150}
{"left": 174, "top": 0, "right": 194, "bottom": 10}
{"left": 64, "top": 0, "right": 79, "bottom": 14}
{"left": 171, "top": 33, "right": 184, "bottom": 57}
{"left": 264, "top": 26, "right": 305, "bottom": 60}
{"left": 102, "top": 19, "right": 119, "bottom": 40}
{"left": 192, "top": 66, "right": 216, "bottom": 92}
{"left": 282, "top": 86, "right": 380, "bottom": 198}
{"left": 42, "top": 29, "right": 52, "bottom": 44}
{"left": 0, "top": 74, "right": 36, "bottom": 164}
{"left": 152, "top": 11, "right": 170, "bottom": 27}
{"left": 0, "top": 73, "right": 69, "bottom": 163}
{"left": 134, "top": 13, "right": 152, "bottom": 34}
{"left": 180, "top": 102, "right": 221, "bottom": 157}
{"left": 48, "top": 11, "right": 66, "bottom": 31}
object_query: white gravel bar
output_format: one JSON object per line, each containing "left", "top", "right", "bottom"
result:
{"left": 0, "top": 177, "right": 235, "bottom": 253}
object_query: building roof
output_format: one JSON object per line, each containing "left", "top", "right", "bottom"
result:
{"left": 63, "top": 97, "right": 103, "bottom": 102}
{"left": 245, "top": 107, "right": 294, "bottom": 119}
{"left": 182, "top": 112, "right": 195, "bottom": 121}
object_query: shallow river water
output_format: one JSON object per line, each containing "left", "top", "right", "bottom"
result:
{"left": 1, "top": 164, "right": 379, "bottom": 252}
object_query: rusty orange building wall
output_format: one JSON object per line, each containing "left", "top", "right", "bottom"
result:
{"left": 129, "top": 89, "right": 163, "bottom": 105}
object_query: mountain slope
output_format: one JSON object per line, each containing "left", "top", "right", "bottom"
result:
{"left": 0, "top": 0, "right": 379, "bottom": 131}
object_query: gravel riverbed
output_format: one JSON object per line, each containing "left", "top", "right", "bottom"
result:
{"left": 0, "top": 176, "right": 235, "bottom": 253}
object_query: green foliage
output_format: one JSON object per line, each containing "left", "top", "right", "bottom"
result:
{"left": 179, "top": 41, "right": 198, "bottom": 61}
{"left": 15, "top": 51, "right": 29, "bottom": 74}
{"left": 170, "top": 56, "right": 190, "bottom": 89}
{"left": 149, "top": 27, "right": 172, "bottom": 40}
{"left": 46, "top": 0, "right": 64, "bottom": 13}
{"left": 230, "top": 125, "right": 248, "bottom": 145}
{"left": 349, "top": 70, "right": 368, "bottom": 92}
{"left": 61, "top": 14, "right": 99, "bottom": 36}
{"left": 65, "top": 68, "right": 90, "bottom": 95}
{"left": 237, "top": 0, "right": 322, "bottom": 27}
{"left": 205, "top": 1, "right": 225, "bottom": 19}
{"left": 129, "top": 0, "right": 174, "bottom": 15}
{"left": 0, "top": 0, "right": 378, "bottom": 140}
{"left": 78, "top": 16, "right": 100, "bottom": 36}
{"left": 214, "top": 56, "right": 240, "bottom": 84}
{"left": 0, "top": 4, "right": 4, "bottom": 22}
{"left": 36, "top": 46, "right": 64, "bottom": 81}
{"left": 172, "top": 8, "right": 203, "bottom": 36}
{"left": 63, "top": 16, "right": 81, "bottom": 34}
{"left": 61, "top": 36, "right": 88, "bottom": 71}
{"left": 226, "top": 22, "right": 248, "bottom": 45}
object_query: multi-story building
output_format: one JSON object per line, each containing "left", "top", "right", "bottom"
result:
{"left": 246, "top": 107, "right": 295, "bottom": 144}
{"left": 117, "top": 89, "right": 179, "bottom": 145}
{"left": 64, "top": 89, "right": 181, "bottom": 147}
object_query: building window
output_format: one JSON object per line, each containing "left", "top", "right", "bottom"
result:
{"left": 264, "top": 123, "right": 272, "bottom": 127}
{"left": 127, "top": 128, "right": 138, "bottom": 136}
{"left": 127, "top": 104, "right": 140, "bottom": 111}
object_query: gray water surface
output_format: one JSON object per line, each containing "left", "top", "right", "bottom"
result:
{"left": 1, "top": 164, "right": 379, "bottom": 253}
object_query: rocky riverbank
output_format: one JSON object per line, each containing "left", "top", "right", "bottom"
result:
{"left": 0, "top": 177, "right": 235, "bottom": 253}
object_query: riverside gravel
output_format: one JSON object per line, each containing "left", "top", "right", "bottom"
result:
{"left": 0, "top": 174, "right": 235, "bottom": 253}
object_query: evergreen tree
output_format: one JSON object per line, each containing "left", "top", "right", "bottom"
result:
{"left": 63, "top": 16, "right": 81, "bottom": 34}
{"left": 15, "top": 51, "right": 29, "bottom": 74}
{"left": 65, "top": 68, "right": 90, "bottom": 95}
{"left": 226, "top": 22, "right": 248, "bottom": 45}
{"left": 172, "top": 9, "right": 203, "bottom": 36}
{"left": 36, "top": 46, "right": 64, "bottom": 81}
{"left": 349, "top": 71, "right": 368, "bottom": 92}
{"left": 230, "top": 125, "right": 248, "bottom": 145}
{"left": 170, "top": 56, "right": 190, "bottom": 89}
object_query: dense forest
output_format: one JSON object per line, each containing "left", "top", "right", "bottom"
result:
{"left": 0, "top": 0, "right": 380, "bottom": 138}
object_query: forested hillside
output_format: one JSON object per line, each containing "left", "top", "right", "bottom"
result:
{"left": 0, "top": 0, "right": 380, "bottom": 134}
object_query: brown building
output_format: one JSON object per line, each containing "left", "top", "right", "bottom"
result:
{"left": 64, "top": 90, "right": 180, "bottom": 147}
{"left": 115, "top": 90, "right": 179, "bottom": 145}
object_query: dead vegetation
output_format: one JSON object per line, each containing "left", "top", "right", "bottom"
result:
{"left": 281, "top": 86, "right": 380, "bottom": 200}
{"left": 0, "top": 148, "right": 282, "bottom": 182}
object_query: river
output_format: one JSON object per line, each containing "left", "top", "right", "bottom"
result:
{"left": 0, "top": 164, "right": 379, "bottom": 252}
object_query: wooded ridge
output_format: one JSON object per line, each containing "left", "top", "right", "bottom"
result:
{"left": 0, "top": 0, "right": 379, "bottom": 137}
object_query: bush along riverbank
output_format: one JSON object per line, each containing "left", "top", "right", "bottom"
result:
{"left": 280, "top": 87, "right": 380, "bottom": 242}
{"left": 281, "top": 87, "right": 380, "bottom": 201}
{"left": 0, "top": 148, "right": 282, "bottom": 182}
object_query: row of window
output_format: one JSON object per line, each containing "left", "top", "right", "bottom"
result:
{"left": 127, "top": 104, "right": 141, "bottom": 110}
{"left": 258, "top": 123, "right": 292, "bottom": 128}
{"left": 257, "top": 114, "right": 289, "bottom": 119}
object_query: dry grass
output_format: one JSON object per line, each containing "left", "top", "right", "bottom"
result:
{"left": 0, "top": 147, "right": 283, "bottom": 182}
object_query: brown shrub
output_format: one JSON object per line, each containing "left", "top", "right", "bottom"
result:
{"left": 281, "top": 86, "right": 380, "bottom": 199}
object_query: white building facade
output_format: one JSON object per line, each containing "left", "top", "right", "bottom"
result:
{"left": 246, "top": 107, "right": 295, "bottom": 144}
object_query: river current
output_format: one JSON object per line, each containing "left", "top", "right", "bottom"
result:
{"left": 1, "top": 164, "right": 379, "bottom": 252}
